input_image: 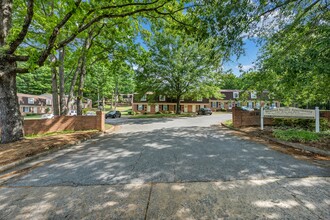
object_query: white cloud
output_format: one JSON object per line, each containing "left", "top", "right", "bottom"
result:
{"left": 132, "top": 63, "right": 139, "bottom": 70}
{"left": 239, "top": 64, "right": 255, "bottom": 71}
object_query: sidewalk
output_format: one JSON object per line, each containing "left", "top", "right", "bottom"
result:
{"left": 1, "top": 177, "right": 329, "bottom": 219}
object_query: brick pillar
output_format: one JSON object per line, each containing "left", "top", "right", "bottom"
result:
{"left": 96, "top": 111, "right": 105, "bottom": 132}
{"left": 232, "top": 107, "right": 242, "bottom": 128}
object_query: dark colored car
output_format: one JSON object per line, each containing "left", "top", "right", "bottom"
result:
{"left": 197, "top": 108, "right": 212, "bottom": 115}
{"left": 105, "top": 111, "right": 121, "bottom": 119}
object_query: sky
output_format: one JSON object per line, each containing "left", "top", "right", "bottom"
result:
{"left": 135, "top": 22, "right": 262, "bottom": 76}
{"left": 135, "top": 31, "right": 261, "bottom": 76}
{"left": 223, "top": 39, "right": 261, "bottom": 76}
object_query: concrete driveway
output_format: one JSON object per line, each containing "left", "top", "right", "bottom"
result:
{"left": 1, "top": 113, "right": 329, "bottom": 219}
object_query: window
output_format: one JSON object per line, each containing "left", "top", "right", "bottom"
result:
{"left": 256, "top": 102, "right": 260, "bottom": 109}
{"left": 23, "top": 107, "right": 30, "bottom": 112}
{"left": 237, "top": 101, "right": 241, "bottom": 107}
{"left": 220, "top": 102, "right": 224, "bottom": 109}
{"left": 228, "top": 102, "right": 232, "bottom": 109}
{"left": 140, "top": 95, "right": 146, "bottom": 101}
{"left": 251, "top": 91, "right": 257, "bottom": 99}
{"left": 197, "top": 96, "right": 203, "bottom": 101}
{"left": 163, "top": 105, "right": 168, "bottom": 111}
{"left": 211, "top": 102, "right": 217, "bottom": 108}
{"left": 28, "top": 98, "right": 34, "bottom": 104}
{"left": 233, "top": 92, "right": 239, "bottom": 99}
{"left": 248, "top": 101, "right": 253, "bottom": 108}
{"left": 159, "top": 95, "right": 166, "bottom": 101}
{"left": 46, "top": 99, "right": 51, "bottom": 105}
{"left": 138, "top": 105, "right": 143, "bottom": 111}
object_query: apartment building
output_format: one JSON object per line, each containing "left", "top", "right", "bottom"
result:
{"left": 18, "top": 93, "right": 52, "bottom": 116}
{"left": 132, "top": 90, "right": 280, "bottom": 113}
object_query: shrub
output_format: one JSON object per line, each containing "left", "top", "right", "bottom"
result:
{"left": 26, "top": 113, "right": 38, "bottom": 116}
{"left": 155, "top": 111, "right": 162, "bottom": 114}
{"left": 143, "top": 112, "right": 148, "bottom": 115}
{"left": 273, "top": 129, "right": 320, "bottom": 143}
{"left": 82, "top": 108, "right": 90, "bottom": 115}
{"left": 127, "top": 110, "right": 132, "bottom": 115}
{"left": 273, "top": 118, "right": 330, "bottom": 131}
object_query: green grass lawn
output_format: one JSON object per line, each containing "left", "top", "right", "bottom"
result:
{"left": 273, "top": 129, "right": 321, "bottom": 143}
{"left": 24, "top": 114, "right": 42, "bottom": 120}
{"left": 222, "top": 119, "right": 233, "bottom": 128}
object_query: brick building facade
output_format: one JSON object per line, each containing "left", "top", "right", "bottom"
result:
{"left": 132, "top": 90, "right": 280, "bottom": 114}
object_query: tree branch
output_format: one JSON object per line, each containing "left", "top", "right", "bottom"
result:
{"left": 6, "top": 0, "right": 34, "bottom": 54}
{"left": 7, "top": 67, "right": 29, "bottom": 74}
{"left": 56, "top": 2, "right": 169, "bottom": 49}
{"left": 37, "top": 0, "right": 82, "bottom": 66}
{"left": 5, "top": 54, "right": 30, "bottom": 62}
{"left": 258, "top": 0, "right": 296, "bottom": 18}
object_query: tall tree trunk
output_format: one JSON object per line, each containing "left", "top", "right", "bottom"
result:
{"left": 102, "top": 96, "right": 105, "bottom": 110}
{"left": 76, "top": 31, "right": 93, "bottom": 115}
{"left": 66, "top": 59, "right": 80, "bottom": 115}
{"left": 0, "top": 63, "right": 24, "bottom": 143}
{"left": 114, "top": 80, "right": 118, "bottom": 110}
{"left": 58, "top": 47, "right": 66, "bottom": 115}
{"left": 50, "top": 55, "right": 59, "bottom": 116}
{"left": 176, "top": 95, "right": 181, "bottom": 114}
{"left": 111, "top": 91, "right": 114, "bottom": 110}
{"left": 77, "top": 54, "right": 87, "bottom": 115}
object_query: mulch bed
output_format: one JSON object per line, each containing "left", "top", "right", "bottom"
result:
{"left": 0, "top": 131, "right": 99, "bottom": 166}
{"left": 222, "top": 125, "right": 330, "bottom": 163}
{"left": 239, "top": 126, "right": 330, "bottom": 152}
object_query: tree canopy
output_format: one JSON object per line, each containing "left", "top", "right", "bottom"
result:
{"left": 135, "top": 27, "right": 223, "bottom": 113}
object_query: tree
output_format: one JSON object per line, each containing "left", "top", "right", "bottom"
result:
{"left": 0, "top": 0, "right": 202, "bottom": 143}
{"left": 17, "top": 66, "right": 52, "bottom": 94}
{"left": 254, "top": 0, "right": 330, "bottom": 107}
{"left": 135, "top": 30, "right": 222, "bottom": 114}
{"left": 2, "top": 0, "right": 297, "bottom": 142}
{"left": 220, "top": 72, "right": 242, "bottom": 89}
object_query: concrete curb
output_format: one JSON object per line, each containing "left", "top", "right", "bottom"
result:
{"left": 0, "top": 132, "right": 103, "bottom": 174}
{"left": 220, "top": 123, "right": 330, "bottom": 157}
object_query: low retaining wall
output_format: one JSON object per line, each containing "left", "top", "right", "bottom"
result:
{"left": 232, "top": 107, "right": 273, "bottom": 128}
{"left": 233, "top": 108, "right": 330, "bottom": 128}
{"left": 24, "top": 111, "right": 105, "bottom": 135}
{"left": 320, "top": 111, "right": 330, "bottom": 122}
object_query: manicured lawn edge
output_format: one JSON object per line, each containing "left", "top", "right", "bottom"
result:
{"left": 220, "top": 122, "right": 330, "bottom": 157}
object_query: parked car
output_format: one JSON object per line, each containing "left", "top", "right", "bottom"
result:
{"left": 41, "top": 114, "right": 54, "bottom": 119}
{"left": 197, "top": 108, "right": 212, "bottom": 115}
{"left": 85, "top": 111, "right": 96, "bottom": 116}
{"left": 69, "top": 110, "right": 77, "bottom": 116}
{"left": 241, "top": 106, "right": 254, "bottom": 111}
{"left": 105, "top": 111, "right": 121, "bottom": 119}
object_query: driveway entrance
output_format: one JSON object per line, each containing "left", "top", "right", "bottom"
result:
{"left": 1, "top": 113, "right": 329, "bottom": 219}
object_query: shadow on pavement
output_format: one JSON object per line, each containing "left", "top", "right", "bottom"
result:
{"left": 0, "top": 126, "right": 329, "bottom": 219}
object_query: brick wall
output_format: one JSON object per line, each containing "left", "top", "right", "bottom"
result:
{"left": 24, "top": 111, "right": 105, "bottom": 135}
{"left": 232, "top": 107, "right": 273, "bottom": 128}
{"left": 320, "top": 111, "right": 330, "bottom": 122}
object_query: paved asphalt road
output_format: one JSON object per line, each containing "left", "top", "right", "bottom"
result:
{"left": 1, "top": 113, "right": 329, "bottom": 219}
